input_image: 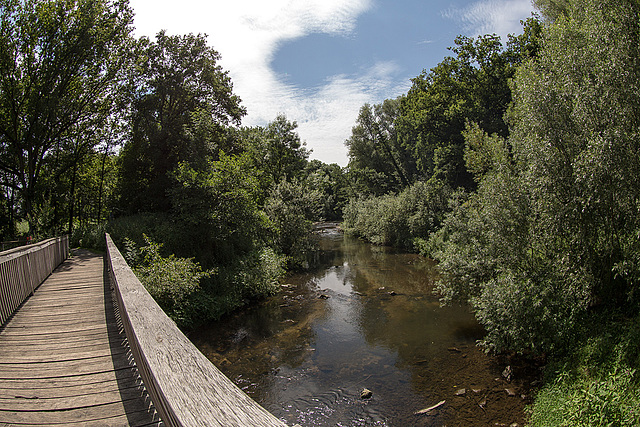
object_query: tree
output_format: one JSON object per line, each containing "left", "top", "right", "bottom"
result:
{"left": 304, "top": 160, "right": 349, "bottom": 220}
{"left": 118, "top": 31, "right": 245, "bottom": 214}
{"left": 264, "top": 178, "right": 322, "bottom": 268}
{"left": 345, "top": 98, "right": 413, "bottom": 195}
{"left": 434, "top": 0, "right": 640, "bottom": 353}
{"left": 240, "top": 114, "right": 310, "bottom": 188}
{"left": 0, "top": 0, "right": 133, "bottom": 234}
{"left": 395, "top": 20, "right": 542, "bottom": 190}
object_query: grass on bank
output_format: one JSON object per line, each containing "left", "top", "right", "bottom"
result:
{"left": 529, "top": 313, "right": 640, "bottom": 426}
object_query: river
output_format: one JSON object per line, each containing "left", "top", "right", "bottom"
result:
{"left": 190, "top": 227, "right": 538, "bottom": 426}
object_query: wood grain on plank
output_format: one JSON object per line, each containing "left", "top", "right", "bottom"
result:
{"left": 107, "top": 233, "right": 288, "bottom": 427}
{"left": 0, "top": 249, "right": 159, "bottom": 426}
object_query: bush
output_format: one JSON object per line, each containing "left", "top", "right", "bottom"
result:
{"left": 70, "top": 222, "right": 107, "bottom": 251}
{"left": 342, "top": 179, "right": 452, "bottom": 251}
{"left": 126, "top": 235, "right": 212, "bottom": 328}
{"left": 529, "top": 316, "right": 640, "bottom": 426}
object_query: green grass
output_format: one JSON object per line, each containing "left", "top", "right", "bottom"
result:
{"left": 528, "top": 313, "right": 640, "bottom": 426}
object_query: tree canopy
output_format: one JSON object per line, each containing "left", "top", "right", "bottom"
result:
{"left": 118, "top": 31, "right": 245, "bottom": 214}
{"left": 0, "top": 0, "right": 133, "bottom": 233}
{"left": 435, "top": 0, "right": 640, "bottom": 353}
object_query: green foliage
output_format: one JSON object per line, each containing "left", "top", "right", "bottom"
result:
{"left": 343, "top": 180, "right": 452, "bottom": 251}
{"left": 168, "top": 153, "right": 268, "bottom": 266}
{"left": 392, "top": 25, "right": 543, "bottom": 191}
{"left": 126, "top": 235, "right": 212, "bottom": 328}
{"left": 264, "top": 179, "right": 323, "bottom": 269}
{"left": 303, "top": 160, "right": 349, "bottom": 220}
{"left": 434, "top": 0, "right": 640, "bottom": 354}
{"left": 118, "top": 31, "right": 245, "bottom": 213}
{"left": 346, "top": 98, "right": 413, "bottom": 195}
{"left": 529, "top": 316, "right": 640, "bottom": 426}
{"left": 177, "top": 247, "right": 284, "bottom": 326}
{"left": 510, "top": 0, "right": 640, "bottom": 307}
{"left": 237, "top": 115, "right": 311, "bottom": 197}
{"left": 71, "top": 222, "right": 107, "bottom": 251}
{"left": 0, "top": 0, "right": 134, "bottom": 234}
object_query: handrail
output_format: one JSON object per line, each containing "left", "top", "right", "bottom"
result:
{"left": 105, "top": 233, "right": 290, "bottom": 427}
{"left": 0, "top": 236, "right": 69, "bottom": 326}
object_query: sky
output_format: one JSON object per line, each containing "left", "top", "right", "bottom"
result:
{"left": 129, "top": 0, "right": 536, "bottom": 166}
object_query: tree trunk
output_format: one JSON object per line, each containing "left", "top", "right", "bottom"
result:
{"left": 68, "top": 155, "right": 78, "bottom": 237}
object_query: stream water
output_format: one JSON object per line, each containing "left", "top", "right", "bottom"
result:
{"left": 190, "top": 227, "right": 539, "bottom": 426}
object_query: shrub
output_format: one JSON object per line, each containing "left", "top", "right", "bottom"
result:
{"left": 127, "top": 235, "right": 212, "bottom": 328}
{"left": 529, "top": 316, "right": 640, "bottom": 426}
{"left": 70, "top": 222, "right": 107, "bottom": 251}
{"left": 342, "top": 179, "right": 452, "bottom": 251}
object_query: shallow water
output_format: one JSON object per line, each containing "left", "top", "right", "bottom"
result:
{"left": 190, "top": 230, "right": 537, "bottom": 426}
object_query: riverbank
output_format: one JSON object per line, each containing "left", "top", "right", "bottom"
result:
{"left": 528, "top": 313, "right": 640, "bottom": 426}
{"left": 189, "top": 231, "right": 542, "bottom": 426}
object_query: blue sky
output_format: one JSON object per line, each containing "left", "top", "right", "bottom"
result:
{"left": 130, "top": 0, "right": 535, "bottom": 166}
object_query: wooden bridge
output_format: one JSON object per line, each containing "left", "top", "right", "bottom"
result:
{"left": 0, "top": 236, "right": 290, "bottom": 427}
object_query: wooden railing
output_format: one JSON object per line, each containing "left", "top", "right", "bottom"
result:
{"left": 105, "top": 233, "right": 290, "bottom": 427}
{"left": 0, "top": 236, "right": 69, "bottom": 326}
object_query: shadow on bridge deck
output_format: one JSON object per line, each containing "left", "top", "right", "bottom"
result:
{"left": 0, "top": 249, "right": 161, "bottom": 426}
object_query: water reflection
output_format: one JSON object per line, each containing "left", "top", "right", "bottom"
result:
{"left": 190, "top": 231, "right": 533, "bottom": 426}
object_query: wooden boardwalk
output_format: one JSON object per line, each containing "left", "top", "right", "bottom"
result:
{"left": 0, "top": 250, "right": 161, "bottom": 426}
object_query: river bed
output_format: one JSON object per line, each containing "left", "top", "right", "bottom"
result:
{"left": 189, "top": 228, "right": 539, "bottom": 426}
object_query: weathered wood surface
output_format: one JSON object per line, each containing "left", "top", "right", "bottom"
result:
{"left": 0, "top": 250, "right": 161, "bottom": 426}
{"left": 0, "top": 236, "right": 69, "bottom": 326}
{"left": 106, "top": 233, "right": 289, "bottom": 427}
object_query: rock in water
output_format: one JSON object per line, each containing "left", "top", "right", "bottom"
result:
{"left": 360, "top": 388, "right": 373, "bottom": 399}
{"left": 502, "top": 365, "right": 513, "bottom": 382}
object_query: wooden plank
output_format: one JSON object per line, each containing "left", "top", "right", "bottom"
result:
{"left": 18, "top": 295, "right": 107, "bottom": 308}
{"left": 0, "top": 375, "right": 143, "bottom": 399}
{"left": 0, "top": 249, "right": 158, "bottom": 427}
{"left": 0, "top": 335, "right": 128, "bottom": 352}
{"left": 106, "top": 234, "right": 288, "bottom": 427}
{"left": 0, "top": 322, "right": 115, "bottom": 336}
{"left": 0, "top": 345, "right": 129, "bottom": 363}
{"left": 0, "top": 368, "right": 141, "bottom": 391}
{"left": 0, "top": 336, "right": 128, "bottom": 354}
{"left": 24, "top": 287, "right": 104, "bottom": 298}
{"left": 8, "top": 305, "right": 107, "bottom": 318}
{"left": 2, "top": 311, "right": 111, "bottom": 327}
{"left": 0, "top": 411, "right": 160, "bottom": 427}
{"left": 0, "top": 331, "right": 117, "bottom": 346}
{"left": 0, "top": 401, "right": 159, "bottom": 425}
{"left": 0, "top": 354, "right": 136, "bottom": 379}
{"left": 0, "top": 383, "right": 150, "bottom": 411}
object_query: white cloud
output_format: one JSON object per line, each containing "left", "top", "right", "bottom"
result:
{"left": 443, "top": 0, "right": 535, "bottom": 42}
{"left": 296, "top": 62, "right": 410, "bottom": 164}
{"left": 129, "top": 0, "right": 404, "bottom": 166}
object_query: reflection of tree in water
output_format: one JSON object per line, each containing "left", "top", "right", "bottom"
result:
{"left": 342, "top": 236, "right": 534, "bottom": 426}
{"left": 190, "top": 284, "right": 326, "bottom": 404}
